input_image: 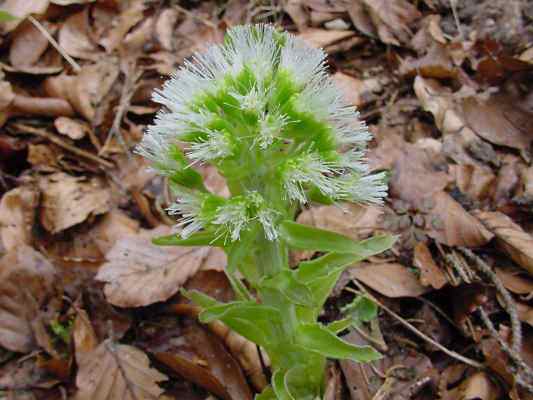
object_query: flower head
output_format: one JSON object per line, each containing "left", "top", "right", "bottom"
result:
{"left": 138, "top": 24, "right": 387, "bottom": 242}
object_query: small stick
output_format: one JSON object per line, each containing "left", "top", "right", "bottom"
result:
{"left": 347, "top": 282, "right": 484, "bottom": 369}
{"left": 13, "top": 123, "right": 114, "bottom": 169}
{"left": 458, "top": 248, "right": 522, "bottom": 355}
{"left": 449, "top": 0, "right": 463, "bottom": 39}
{"left": 28, "top": 16, "right": 81, "bottom": 73}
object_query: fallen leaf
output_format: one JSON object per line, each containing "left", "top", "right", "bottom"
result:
{"left": 442, "top": 371, "right": 501, "bottom": 400}
{"left": 58, "top": 9, "right": 100, "bottom": 61}
{"left": 399, "top": 43, "right": 457, "bottom": 79}
{"left": 413, "top": 242, "right": 447, "bottom": 289}
{"left": 74, "top": 341, "right": 167, "bottom": 400}
{"left": 151, "top": 319, "right": 253, "bottom": 400}
{"left": 88, "top": 210, "right": 140, "bottom": 255}
{"left": 54, "top": 116, "right": 90, "bottom": 140}
{"left": 72, "top": 308, "right": 98, "bottom": 364}
{"left": 475, "top": 211, "right": 533, "bottom": 274}
{"left": 360, "top": 0, "right": 421, "bottom": 46}
{"left": 426, "top": 191, "right": 493, "bottom": 247}
{"left": 298, "top": 28, "right": 356, "bottom": 48}
{"left": 99, "top": 0, "right": 146, "bottom": 53}
{"left": 515, "top": 302, "right": 533, "bottom": 326}
{"left": 347, "top": 262, "right": 431, "bottom": 297}
{"left": 451, "top": 163, "right": 496, "bottom": 201}
{"left": 9, "top": 21, "right": 53, "bottom": 68}
{"left": 283, "top": 0, "right": 309, "bottom": 31}
{"left": 0, "top": 186, "right": 39, "bottom": 252}
{"left": 495, "top": 267, "right": 533, "bottom": 295}
{"left": 0, "top": 246, "right": 58, "bottom": 352}
{"left": 38, "top": 172, "right": 111, "bottom": 234}
{"left": 155, "top": 8, "right": 179, "bottom": 51}
{"left": 0, "top": 0, "right": 49, "bottom": 32}
{"left": 462, "top": 95, "right": 533, "bottom": 151}
{"left": 95, "top": 229, "right": 211, "bottom": 307}
{"left": 332, "top": 72, "right": 380, "bottom": 107}
{"left": 11, "top": 94, "right": 75, "bottom": 118}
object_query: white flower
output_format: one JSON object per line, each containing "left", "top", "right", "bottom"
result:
{"left": 187, "top": 130, "right": 233, "bottom": 164}
{"left": 341, "top": 172, "right": 388, "bottom": 205}
{"left": 279, "top": 35, "right": 327, "bottom": 88}
{"left": 256, "top": 111, "right": 288, "bottom": 149}
{"left": 282, "top": 153, "right": 341, "bottom": 203}
{"left": 257, "top": 207, "right": 279, "bottom": 240}
{"left": 167, "top": 191, "right": 205, "bottom": 238}
{"left": 212, "top": 200, "right": 249, "bottom": 242}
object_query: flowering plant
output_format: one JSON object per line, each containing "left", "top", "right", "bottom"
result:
{"left": 138, "top": 24, "right": 394, "bottom": 400}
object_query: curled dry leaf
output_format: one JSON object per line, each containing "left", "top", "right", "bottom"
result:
{"left": 298, "top": 28, "right": 356, "bottom": 49}
{"left": 426, "top": 191, "right": 493, "bottom": 247}
{"left": 58, "top": 9, "right": 100, "bottom": 61}
{"left": 38, "top": 172, "right": 111, "bottom": 234}
{"left": 451, "top": 163, "right": 495, "bottom": 202}
{"left": 441, "top": 371, "right": 501, "bottom": 400}
{"left": 74, "top": 341, "right": 167, "bottom": 400}
{"left": 72, "top": 308, "right": 98, "bottom": 364}
{"left": 54, "top": 116, "right": 90, "bottom": 140}
{"left": 347, "top": 262, "right": 431, "bottom": 297}
{"left": 474, "top": 211, "right": 533, "bottom": 275}
{"left": 155, "top": 8, "right": 179, "bottom": 51}
{"left": 332, "top": 72, "right": 380, "bottom": 108}
{"left": 11, "top": 94, "right": 75, "bottom": 118}
{"left": 152, "top": 320, "right": 253, "bottom": 400}
{"left": 495, "top": 267, "right": 533, "bottom": 295}
{"left": 0, "top": 246, "right": 58, "bottom": 352}
{"left": 350, "top": 0, "right": 421, "bottom": 46}
{"left": 0, "top": 0, "right": 49, "bottom": 32}
{"left": 99, "top": 0, "right": 146, "bottom": 53}
{"left": 95, "top": 230, "right": 211, "bottom": 307}
{"left": 462, "top": 95, "right": 533, "bottom": 151}
{"left": 413, "top": 242, "right": 447, "bottom": 289}
{"left": 9, "top": 21, "right": 53, "bottom": 68}
{"left": 0, "top": 186, "right": 39, "bottom": 252}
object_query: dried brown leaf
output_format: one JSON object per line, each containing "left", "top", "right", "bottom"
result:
{"left": 0, "top": 246, "right": 58, "bottom": 352}
{"left": 0, "top": 186, "right": 39, "bottom": 252}
{"left": 0, "top": 0, "right": 49, "bottom": 33}
{"left": 11, "top": 94, "right": 75, "bottom": 118}
{"left": 38, "top": 172, "right": 111, "bottom": 234}
{"left": 475, "top": 211, "right": 533, "bottom": 274}
{"left": 495, "top": 267, "right": 533, "bottom": 295}
{"left": 95, "top": 230, "right": 211, "bottom": 307}
{"left": 9, "top": 21, "right": 53, "bottom": 68}
{"left": 152, "top": 320, "right": 253, "bottom": 400}
{"left": 54, "top": 116, "right": 90, "bottom": 140}
{"left": 442, "top": 371, "right": 501, "bottom": 400}
{"left": 72, "top": 308, "right": 98, "bottom": 364}
{"left": 332, "top": 72, "right": 380, "bottom": 107}
{"left": 426, "top": 191, "right": 493, "bottom": 247}
{"left": 413, "top": 242, "right": 447, "bottom": 289}
{"left": 462, "top": 95, "right": 533, "bottom": 151}
{"left": 74, "top": 341, "right": 167, "bottom": 400}
{"left": 298, "top": 28, "right": 356, "bottom": 49}
{"left": 99, "top": 0, "right": 145, "bottom": 53}
{"left": 347, "top": 262, "right": 431, "bottom": 297}
{"left": 58, "top": 9, "right": 99, "bottom": 61}
{"left": 155, "top": 8, "right": 179, "bottom": 52}
{"left": 361, "top": 0, "right": 421, "bottom": 46}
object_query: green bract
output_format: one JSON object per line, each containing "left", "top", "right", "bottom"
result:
{"left": 138, "top": 24, "right": 394, "bottom": 400}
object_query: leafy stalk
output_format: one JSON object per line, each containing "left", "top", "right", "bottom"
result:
{"left": 139, "top": 24, "right": 393, "bottom": 399}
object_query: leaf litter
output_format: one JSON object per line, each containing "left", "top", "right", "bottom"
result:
{"left": 0, "top": 0, "right": 533, "bottom": 398}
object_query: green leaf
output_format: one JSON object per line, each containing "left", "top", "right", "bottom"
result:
{"left": 280, "top": 221, "right": 397, "bottom": 254}
{"left": 255, "top": 386, "right": 276, "bottom": 400}
{"left": 181, "top": 289, "right": 219, "bottom": 308}
{"left": 296, "top": 235, "right": 398, "bottom": 282}
{"left": 0, "top": 10, "right": 17, "bottom": 22}
{"left": 307, "top": 271, "right": 342, "bottom": 309}
{"left": 222, "top": 317, "right": 271, "bottom": 347}
{"left": 297, "top": 323, "right": 382, "bottom": 362}
{"left": 272, "top": 369, "right": 293, "bottom": 400}
{"left": 152, "top": 231, "right": 223, "bottom": 247}
{"left": 261, "top": 270, "right": 315, "bottom": 307}
{"left": 327, "top": 318, "right": 353, "bottom": 334}
{"left": 342, "top": 295, "right": 378, "bottom": 327}
{"left": 199, "top": 301, "right": 281, "bottom": 324}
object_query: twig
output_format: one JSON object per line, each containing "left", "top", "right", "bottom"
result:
{"left": 28, "top": 16, "right": 81, "bottom": 73}
{"left": 448, "top": 0, "right": 463, "bottom": 39}
{"left": 12, "top": 123, "right": 114, "bottom": 169}
{"left": 348, "top": 280, "right": 485, "bottom": 369}
{"left": 458, "top": 248, "right": 522, "bottom": 355}
{"left": 478, "top": 308, "right": 533, "bottom": 393}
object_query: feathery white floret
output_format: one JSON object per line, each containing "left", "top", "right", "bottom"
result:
{"left": 279, "top": 35, "right": 327, "bottom": 88}
{"left": 136, "top": 132, "right": 175, "bottom": 172}
{"left": 187, "top": 130, "right": 233, "bottom": 164}
{"left": 257, "top": 208, "right": 279, "bottom": 240}
{"left": 167, "top": 191, "right": 205, "bottom": 238}
{"left": 341, "top": 172, "right": 388, "bottom": 205}
{"left": 212, "top": 200, "right": 249, "bottom": 242}
{"left": 282, "top": 153, "right": 341, "bottom": 203}
{"left": 256, "top": 111, "right": 288, "bottom": 149}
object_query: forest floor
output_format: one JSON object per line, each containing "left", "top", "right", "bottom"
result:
{"left": 0, "top": 0, "right": 533, "bottom": 399}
